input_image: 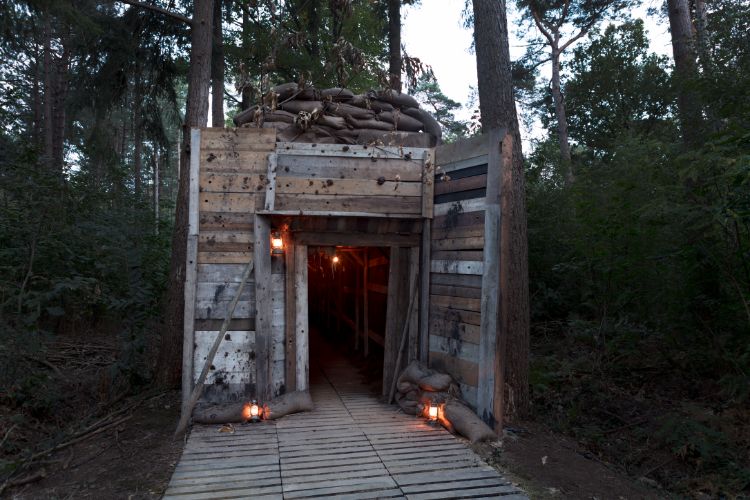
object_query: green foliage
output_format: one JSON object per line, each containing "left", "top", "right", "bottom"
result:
{"left": 408, "top": 74, "right": 469, "bottom": 142}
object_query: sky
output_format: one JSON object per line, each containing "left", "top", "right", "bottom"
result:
{"left": 401, "top": 0, "right": 673, "bottom": 138}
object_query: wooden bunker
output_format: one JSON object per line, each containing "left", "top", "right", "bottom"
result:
{"left": 183, "top": 127, "right": 508, "bottom": 426}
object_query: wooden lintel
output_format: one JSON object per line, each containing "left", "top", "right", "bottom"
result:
{"left": 293, "top": 231, "right": 419, "bottom": 247}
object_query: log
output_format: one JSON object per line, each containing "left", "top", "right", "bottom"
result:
{"left": 193, "top": 391, "right": 314, "bottom": 423}
{"left": 443, "top": 400, "right": 496, "bottom": 443}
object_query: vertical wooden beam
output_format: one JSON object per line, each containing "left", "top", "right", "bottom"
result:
{"left": 254, "top": 215, "right": 272, "bottom": 401}
{"left": 478, "top": 128, "right": 506, "bottom": 431}
{"left": 355, "top": 254, "right": 361, "bottom": 351}
{"left": 419, "top": 221, "right": 431, "bottom": 363}
{"left": 421, "top": 148, "right": 435, "bottom": 219}
{"left": 263, "top": 153, "right": 277, "bottom": 211}
{"left": 383, "top": 247, "right": 408, "bottom": 397}
{"left": 181, "top": 128, "right": 201, "bottom": 413}
{"left": 363, "top": 248, "right": 369, "bottom": 358}
{"left": 284, "top": 239, "right": 297, "bottom": 393}
{"left": 295, "top": 245, "right": 309, "bottom": 391}
{"left": 407, "top": 246, "right": 420, "bottom": 362}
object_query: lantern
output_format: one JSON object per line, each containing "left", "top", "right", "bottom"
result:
{"left": 427, "top": 403, "right": 439, "bottom": 426}
{"left": 271, "top": 232, "right": 284, "bottom": 254}
{"left": 332, "top": 255, "right": 340, "bottom": 264}
{"left": 243, "top": 399, "right": 261, "bottom": 423}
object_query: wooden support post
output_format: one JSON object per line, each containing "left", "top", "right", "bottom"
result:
{"left": 284, "top": 239, "right": 297, "bottom": 393}
{"left": 294, "top": 245, "right": 309, "bottom": 391}
{"left": 181, "top": 128, "right": 201, "bottom": 414}
{"left": 478, "top": 128, "right": 506, "bottom": 432}
{"left": 419, "top": 220, "right": 431, "bottom": 364}
{"left": 254, "top": 215, "right": 272, "bottom": 402}
{"left": 355, "top": 253, "right": 361, "bottom": 351}
{"left": 364, "top": 248, "right": 369, "bottom": 358}
{"left": 383, "top": 247, "right": 409, "bottom": 397}
{"left": 408, "top": 247, "right": 420, "bottom": 362}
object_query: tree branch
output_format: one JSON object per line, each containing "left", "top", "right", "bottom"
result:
{"left": 530, "top": 8, "right": 555, "bottom": 46}
{"left": 118, "top": 0, "right": 193, "bottom": 26}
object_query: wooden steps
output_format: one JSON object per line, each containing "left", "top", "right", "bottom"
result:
{"left": 164, "top": 364, "right": 526, "bottom": 499}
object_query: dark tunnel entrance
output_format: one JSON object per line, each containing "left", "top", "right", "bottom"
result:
{"left": 307, "top": 246, "right": 391, "bottom": 393}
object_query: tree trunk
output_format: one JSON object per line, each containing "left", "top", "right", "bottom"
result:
{"left": 667, "top": 0, "right": 702, "bottom": 146}
{"left": 471, "top": 0, "right": 530, "bottom": 422}
{"left": 154, "top": 148, "right": 160, "bottom": 234}
{"left": 51, "top": 37, "right": 70, "bottom": 177}
{"left": 388, "top": 0, "right": 401, "bottom": 91}
{"left": 133, "top": 70, "right": 143, "bottom": 196}
{"left": 240, "top": 3, "right": 252, "bottom": 110}
{"left": 156, "top": 0, "right": 214, "bottom": 388}
{"left": 211, "top": 0, "right": 224, "bottom": 127}
{"left": 550, "top": 48, "right": 572, "bottom": 181}
{"left": 42, "top": 10, "right": 54, "bottom": 170}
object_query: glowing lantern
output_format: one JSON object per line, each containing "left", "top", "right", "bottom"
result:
{"left": 271, "top": 232, "right": 284, "bottom": 254}
{"left": 332, "top": 255, "right": 340, "bottom": 264}
{"left": 243, "top": 399, "right": 261, "bottom": 423}
{"left": 428, "top": 404, "right": 438, "bottom": 421}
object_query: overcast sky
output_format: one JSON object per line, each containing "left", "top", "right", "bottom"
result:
{"left": 401, "top": 0, "right": 673, "bottom": 138}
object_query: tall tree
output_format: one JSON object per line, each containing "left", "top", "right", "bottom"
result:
{"left": 471, "top": 0, "right": 530, "bottom": 423}
{"left": 388, "top": 0, "right": 401, "bottom": 90}
{"left": 517, "top": 0, "right": 628, "bottom": 181}
{"left": 211, "top": 0, "right": 224, "bottom": 127}
{"left": 666, "top": 0, "right": 703, "bottom": 146}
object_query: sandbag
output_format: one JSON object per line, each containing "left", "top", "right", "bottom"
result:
{"left": 270, "top": 82, "right": 299, "bottom": 101}
{"left": 346, "top": 117, "right": 394, "bottom": 131}
{"left": 403, "top": 107, "right": 443, "bottom": 140}
{"left": 264, "top": 109, "right": 296, "bottom": 124}
{"left": 418, "top": 373, "right": 453, "bottom": 392}
{"left": 264, "top": 390, "right": 314, "bottom": 420}
{"left": 234, "top": 105, "right": 260, "bottom": 126}
{"left": 405, "top": 389, "right": 421, "bottom": 401}
{"left": 376, "top": 89, "right": 420, "bottom": 109}
{"left": 326, "top": 102, "right": 376, "bottom": 120}
{"left": 397, "top": 397, "right": 418, "bottom": 415}
{"left": 317, "top": 115, "right": 347, "bottom": 130}
{"left": 444, "top": 401, "right": 496, "bottom": 443}
{"left": 192, "top": 403, "right": 245, "bottom": 424}
{"left": 397, "top": 360, "right": 433, "bottom": 386}
{"left": 368, "top": 99, "right": 395, "bottom": 113}
{"left": 279, "top": 100, "right": 325, "bottom": 115}
{"left": 355, "top": 130, "right": 436, "bottom": 148}
{"left": 321, "top": 87, "right": 354, "bottom": 101}
{"left": 378, "top": 111, "right": 424, "bottom": 132}
{"left": 397, "top": 381, "right": 417, "bottom": 393}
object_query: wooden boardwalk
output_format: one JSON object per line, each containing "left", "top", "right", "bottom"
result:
{"left": 165, "top": 362, "right": 527, "bottom": 499}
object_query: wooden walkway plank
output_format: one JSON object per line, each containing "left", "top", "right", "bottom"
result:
{"left": 165, "top": 356, "right": 526, "bottom": 500}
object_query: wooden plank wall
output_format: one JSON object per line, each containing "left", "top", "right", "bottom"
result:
{"left": 268, "top": 143, "right": 428, "bottom": 218}
{"left": 192, "top": 128, "right": 278, "bottom": 403}
{"left": 427, "top": 134, "right": 491, "bottom": 410}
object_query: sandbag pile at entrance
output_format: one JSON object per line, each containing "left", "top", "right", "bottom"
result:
{"left": 233, "top": 83, "right": 442, "bottom": 147}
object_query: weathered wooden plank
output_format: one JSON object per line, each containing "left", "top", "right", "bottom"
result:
{"left": 276, "top": 154, "right": 423, "bottom": 182}
{"left": 429, "top": 318, "right": 481, "bottom": 344}
{"left": 430, "top": 236, "right": 485, "bottom": 251}
{"left": 431, "top": 223, "right": 485, "bottom": 240}
{"left": 254, "top": 215, "right": 272, "bottom": 401}
{"left": 419, "top": 220, "right": 431, "bottom": 363}
{"left": 200, "top": 192, "right": 261, "bottom": 213}
{"left": 432, "top": 209, "right": 485, "bottom": 230}
{"left": 293, "top": 231, "right": 420, "bottom": 247}
{"left": 430, "top": 283, "right": 482, "bottom": 299}
{"left": 274, "top": 194, "right": 421, "bottom": 215}
{"left": 270, "top": 252, "right": 285, "bottom": 397}
{"left": 285, "top": 241, "right": 297, "bottom": 393}
{"left": 200, "top": 150, "right": 270, "bottom": 173}
{"left": 194, "top": 299, "right": 255, "bottom": 320}
{"left": 295, "top": 245, "right": 308, "bottom": 391}
{"left": 199, "top": 172, "right": 266, "bottom": 193}
{"left": 277, "top": 141, "right": 428, "bottom": 161}
{"left": 433, "top": 198, "right": 486, "bottom": 217}
{"left": 430, "top": 294, "right": 481, "bottom": 312}
{"left": 430, "top": 260, "right": 484, "bottom": 275}
{"left": 430, "top": 273, "right": 482, "bottom": 289}
{"left": 193, "top": 331, "right": 254, "bottom": 384}
{"left": 197, "top": 252, "right": 252, "bottom": 264}
{"left": 408, "top": 247, "right": 420, "bottom": 363}
{"left": 383, "top": 247, "right": 408, "bottom": 397}
{"left": 430, "top": 334, "right": 480, "bottom": 363}
{"left": 429, "top": 351, "right": 478, "bottom": 386}
{"left": 199, "top": 212, "right": 254, "bottom": 231}
{"left": 264, "top": 153, "right": 277, "bottom": 211}
{"left": 200, "top": 127, "right": 276, "bottom": 151}
{"left": 199, "top": 229, "right": 254, "bottom": 246}
{"left": 194, "top": 318, "right": 254, "bottom": 331}
{"left": 197, "top": 263, "right": 256, "bottom": 283}
{"left": 434, "top": 173, "right": 488, "bottom": 196}
{"left": 422, "top": 148, "right": 435, "bottom": 219}
{"left": 275, "top": 176, "right": 422, "bottom": 197}
{"left": 196, "top": 282, "right": 254, "bottom": 302}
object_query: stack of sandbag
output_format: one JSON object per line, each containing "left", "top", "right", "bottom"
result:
{"left": 233, "top": 83, "right": 442, "bottom": 148}
{"left": 395, "top": 360, "right": 496, "bottom": 443}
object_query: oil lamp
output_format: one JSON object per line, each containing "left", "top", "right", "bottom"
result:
{"left": 271, "top": 232, "right": 284, "bottom": 254}
{"left": 243, "top": 399, "right": 261, "bottom": 423}
{"left": 427, "top": 403, "right": 439, "bottom": 426}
